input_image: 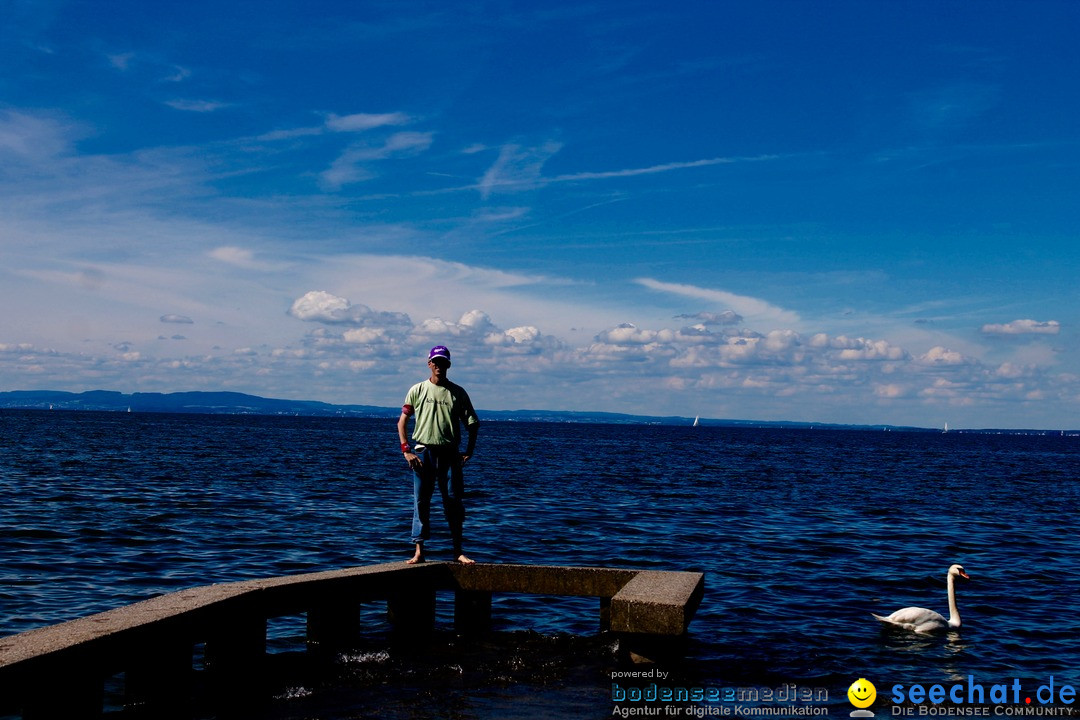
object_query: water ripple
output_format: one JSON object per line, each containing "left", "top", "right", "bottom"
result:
{"left": 2, "top": 411, "right": 1078, "bottom": 717}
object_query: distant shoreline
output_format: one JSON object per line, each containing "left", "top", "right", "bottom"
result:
{"left": 2, "top": 390, "right": 1076, "bottom": 436}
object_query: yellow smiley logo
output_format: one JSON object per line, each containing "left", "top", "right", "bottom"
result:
{"left": 848, "top": 678, "right": 876, "bottom": 709}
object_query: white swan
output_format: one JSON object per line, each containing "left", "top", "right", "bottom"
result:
{"left": 872, "top": 564, "right": 970, "bottom": 633}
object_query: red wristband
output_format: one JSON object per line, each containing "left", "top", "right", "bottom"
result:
{"left": 401, "top": 442, "right": 411, "bottom": 453}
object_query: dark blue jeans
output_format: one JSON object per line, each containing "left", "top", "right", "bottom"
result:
{"left": 410, "top": 445, "right": 465, "bottom": 554}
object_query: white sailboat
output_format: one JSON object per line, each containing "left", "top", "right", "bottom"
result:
{"left": 943, "top": 422, "right": 949, "bottom": 434}
{"left": 693, "top": 415, "right": 700, "bottom": 427}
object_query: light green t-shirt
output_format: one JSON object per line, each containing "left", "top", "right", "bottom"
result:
{"left": 404, "top": 379, "right": 479, "bottom": 447}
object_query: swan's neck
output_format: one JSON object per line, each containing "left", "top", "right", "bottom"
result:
{"left": 946, "top": 574, "right": 961, "bottom": 627}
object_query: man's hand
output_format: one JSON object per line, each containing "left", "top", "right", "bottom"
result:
{"left": 405, "top": 452, "right": 422, "bottom": 470}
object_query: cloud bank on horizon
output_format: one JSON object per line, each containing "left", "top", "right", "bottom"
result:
{"left": 1, "top": 1, "right": 1078, "bottom": 429}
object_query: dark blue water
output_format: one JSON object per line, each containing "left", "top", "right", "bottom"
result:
{"left": 2, "top": 410, "right": 1079, "bottom": 718}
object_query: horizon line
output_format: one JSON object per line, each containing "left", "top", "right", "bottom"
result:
{"left": 1, "top": 388, "right": 1077, "bottom": 435}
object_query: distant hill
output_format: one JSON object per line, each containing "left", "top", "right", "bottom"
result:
{"left": 0, "top": 390, "right": 393, "bottom": 418}
{"left": 0, "top": 388, "right": 949, "bottom": 431}
{"left": 2, "top": 390, "right": 1073, "bottom": 434}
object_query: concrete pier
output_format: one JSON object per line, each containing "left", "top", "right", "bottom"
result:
{"left": 0, "top": 562, "right": 704, "bottom": 718}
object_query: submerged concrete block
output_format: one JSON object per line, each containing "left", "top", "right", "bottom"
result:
{"left": 386, "top": 590, "right": 437, "bottom": 637}
{"left": 20, "top": 665, "right": 105, "bottom": 720}
{"left": 204, "top": 611, "right": 267, "bottom": 711}
{"left": 609, "top": 570, "right": 704, "bottom": 635}
{"left": 1, "top": 561, "right": 706, "bottom": 713}
{"left": 307, "top": 601, "right": 362, "bottom": 649}
{"left": 124, "top": 636, "right": 194, "bottom": 716}
{"left": 448, "top": 563, "right": 635, "bottom": 597}
{"left": 454, "top": 590, "right": 493, "bottom": 635}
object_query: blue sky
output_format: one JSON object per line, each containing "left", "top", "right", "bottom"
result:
{"left": 2, "top": 0, "right": 1078, "bottom": 428}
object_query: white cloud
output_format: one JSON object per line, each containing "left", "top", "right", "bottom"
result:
{"left": 256, "top": 126, "right": 327, "bottom": 142}
{"left": 675, "top": 310, "right": 743, "bottom": 326}
{"left": 288, "top": 291, "right": 353, "bottom": 321}
{"left": 635, "top": 278, "right": 801, "bottom": 326}
{"left": 288, "top": 291, "right": 411, "bottom": 328}
{"left": 832, "top": 336, "right": 908, "bottom": 361}
{"left": 981, "top": 319, "right": 1061, "bottom": 335}
{"left": 325, "top": 112, "right": 413, "bottom": 132}
{"left": 590, "top": 324, "right": 915, "bottom": 374}
{"left": 257, "top": 111, "right": 414, "bottom": 142}
{"left": 164, "top": 99, "right": 232, "bottom": 113}
{"left": 472, "top": 141, "right": 777, "bottom": 199}
{"left": 0, "top": 110, "right": 78, "bottom": 159}
{"left": 596, "top": 323, "right": 669, "bottom": 345}
{"left": 320, "top": 131, "right": 434, "bottom": 189}
{"left": 875, "top": 383, "right": 908, "bottom": 398}
{"left": 495, "top": 326, "right": 547, "bottom": 352}
{"left": 459, "top": 309, "right": 497, "bottom": 333}
{"left": 319, "top": 158, "right": 375, "bottom": 189}
{"left": 162, "top": 65, "right": 191, "bottom": 83}
{"left": 208, "top": 246, "right": 285, "bottom": 271}
{"left": 160, "top": 314, "right": 194, "bottom": 324}
{"left": 342, "top": 327, "right": 392, "bottom": 344}
{"left": 209, "top": 246, "right": 255, "bottom": 266}
{"left": 478, "top": 141, "right": 563, "bottom": 198}
{"left": 909, "top": 83, "right": 1001, "bottom": 130}
{"left": 919, "top": 346, "right": 973, "bottom": 366}
{"left": 549, "top": 153, "right": 774, "bottom": 182}
{"left": 416, "top": 310, "right": 501, "bottom": 340}
{"left": 301, "top": 254, "right": 587, "bottom": 339}
{"left": 107, "top": 52, "right": 135, "bottom": 71}
{"left": 995, "top": 363, "right": 1032, "bottom": 379}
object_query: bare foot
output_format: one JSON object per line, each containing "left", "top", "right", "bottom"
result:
{"left": 407, "top": 549, "right": 425, "bottom": 564}
{"left": 456, "top": 553, "right": 476, "bottom": 565}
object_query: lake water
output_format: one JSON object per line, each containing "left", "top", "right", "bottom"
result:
{"left": 2, "top": 410, "right": 1078, "bottom": 718}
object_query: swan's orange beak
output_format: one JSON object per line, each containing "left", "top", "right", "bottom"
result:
{"left": 959, "top": 570, "right": 970, "bottom": 580}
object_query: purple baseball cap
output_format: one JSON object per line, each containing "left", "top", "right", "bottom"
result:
{"left": 428, "top": 345, "right": 451, "bottom": 364}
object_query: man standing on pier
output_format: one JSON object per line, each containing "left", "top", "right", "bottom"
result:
{"left": 397, "top": 345, "right": 479, "bottom": 565}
